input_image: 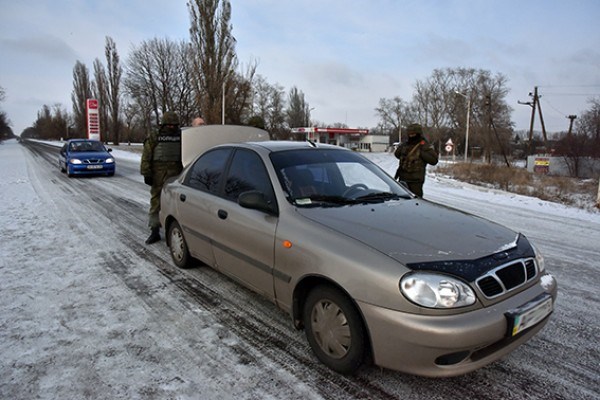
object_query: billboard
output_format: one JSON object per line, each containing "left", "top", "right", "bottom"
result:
{"left": 86, "top": 99, "right": 100, "bottom": 141}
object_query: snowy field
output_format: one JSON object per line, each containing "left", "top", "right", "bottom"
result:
{"left": 1, "top": 139, "right": 599, "bottom": 399}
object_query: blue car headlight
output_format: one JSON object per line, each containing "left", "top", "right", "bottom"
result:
{"left": 69, "top": 158, "right": 82, "bottom": 164}
{"left": 105, "top": 158, "right": 115, "bottom": 164}
{"left": 400, "top": 272, "right": 476, "bottom": 308}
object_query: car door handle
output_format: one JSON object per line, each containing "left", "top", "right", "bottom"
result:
{"left": 218, "top": 209, "right": 228, "bottom": 220}
{"left": 180, "top": 193, "right": 186, "bottom": 202}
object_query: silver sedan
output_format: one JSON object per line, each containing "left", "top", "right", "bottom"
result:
{"left": 159, "top": 139, "right": 557, "bottom": 377}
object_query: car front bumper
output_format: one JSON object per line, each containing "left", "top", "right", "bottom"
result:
{"left": 359, "top": 273, "right": 558, "bottom": 377}
{"left": 68, "top": 163, "right": 115, "bottom": 175}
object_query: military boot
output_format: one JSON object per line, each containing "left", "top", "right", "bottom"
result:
{"left": 145, "top": 227, "right": 161, "bottom": 244}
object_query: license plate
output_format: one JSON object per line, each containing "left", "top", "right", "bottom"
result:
{"left": 506, "top": 294, "right": 553, "bottom": 337}
{"left": 87, "top": 165, "right": 103, "bottom": 170}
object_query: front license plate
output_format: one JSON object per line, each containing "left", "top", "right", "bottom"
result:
{"left": 506, "top": 294, "right": 553, "bottom": 337}
{"left": 87, "top": 165, "right": 103, "bottom": 170}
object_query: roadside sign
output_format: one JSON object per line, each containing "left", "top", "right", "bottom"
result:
{"left": 86, "top": 99, "right": 100, "bottom": 141}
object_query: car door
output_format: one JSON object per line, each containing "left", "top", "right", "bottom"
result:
{"left": 177, "top": 148, "right": 233, "bottom": 268}
{"left": 210, "top": 148, "right": 278, "bottom": 299}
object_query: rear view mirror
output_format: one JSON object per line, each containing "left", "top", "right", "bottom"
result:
{"left": 238, "top": 191, "right": 278, "bottom": 215}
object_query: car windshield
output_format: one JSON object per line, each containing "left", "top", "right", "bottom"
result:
{"left": 70, "top": 141, "right": 105, "bottom": 152}
{"left": 270, "top": 148, "right": 413, "bottom": 207}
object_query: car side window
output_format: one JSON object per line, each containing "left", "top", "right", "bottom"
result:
{"left": 224, "top": 149, "right": 275, "bottom": 203}
{"left": 184, "top": 148, "right": 231, "bottom": 194}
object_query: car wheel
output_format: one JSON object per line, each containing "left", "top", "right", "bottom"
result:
{"left": 303, "top": 285, "right": 367, "bottom": 374}
{"left": 168, "top": 220, "right": 191, "bottom": 269}
{"left": 59, "top": 160, "right": 65, "bottom": 173}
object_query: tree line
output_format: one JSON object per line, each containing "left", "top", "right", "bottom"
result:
{"left": 8, "top": 0, "right": 600, "bottom": 171}
{"left": 20, "top": 0, "right": 313, "bottom": 144}
{"left": 0, "top": 86, "right": 16, "bottom": 141}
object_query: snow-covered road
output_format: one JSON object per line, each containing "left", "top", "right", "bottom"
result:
{"left": 1, "top": 139, "right": 598, "bottom": 399}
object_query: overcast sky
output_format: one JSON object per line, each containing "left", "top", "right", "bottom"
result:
{"left": 1, "top": 0, "right": 599, "bottom": 136}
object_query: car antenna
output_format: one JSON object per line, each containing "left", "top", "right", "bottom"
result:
{"left": 307, "top": 140, "right": 317, "bottom": 148}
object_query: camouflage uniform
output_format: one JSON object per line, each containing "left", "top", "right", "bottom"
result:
{"left": 394, "top": 124, "right": 438, "bottom": 197}
{"left": 140, "top": 112, "right": 183, "bottom": 244}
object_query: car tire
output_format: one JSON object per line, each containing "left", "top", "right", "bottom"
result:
{"left": 59, "top": 160, "right": 65, "bottom": 173}
{"left": 168, "top": 220, "right": 192, "bottom": 269}
{"left": 303, "top": 285, "right": 367, "bottom": 374}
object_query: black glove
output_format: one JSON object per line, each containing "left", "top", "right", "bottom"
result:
{"left": 144, "top": 176, "right": 153, "bottom": 186}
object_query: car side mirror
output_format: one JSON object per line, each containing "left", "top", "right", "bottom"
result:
{"left": 107, "top": 148, "right": 112, "bottom": 152}
{"left": 238, "top": 190, "right": 278, "bottom": 215}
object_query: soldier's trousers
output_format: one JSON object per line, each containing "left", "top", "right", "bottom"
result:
{"left": 148, "top": 166, "right": 182, "bottom": 229}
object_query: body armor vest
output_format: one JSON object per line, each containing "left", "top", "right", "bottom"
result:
{"left": 152, "top": 127, "right": 181, "bottom": 162}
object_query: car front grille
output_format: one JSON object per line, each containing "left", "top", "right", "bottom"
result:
{"left": 476, "top": 258, "right": 538, "bottom": 299}
{"left": 83, "top": 159, "right": 103, "bottom": 164}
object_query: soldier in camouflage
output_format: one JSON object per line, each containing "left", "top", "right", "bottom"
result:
{"left": 140, "top": 112, "right": 183, "bottom": 244}
{"left": 394, "top": 123, "right": 438, "bottom": 197}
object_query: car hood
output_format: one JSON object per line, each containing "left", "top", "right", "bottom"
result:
{"left": 69, "top": 151, "right": 110, "bottom": 159}
{"left": 296, "top": 199, "right": 519, "bottom": 265}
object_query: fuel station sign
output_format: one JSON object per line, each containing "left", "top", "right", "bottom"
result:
{"left": 86, "top": 99, "right": 100, "bottom": 141}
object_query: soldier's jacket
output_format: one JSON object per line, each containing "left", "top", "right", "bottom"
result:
{"left": 394, "top": 138, "right": 438, "bottom": 183}
{"left": 140, "top": 125, "right": 183, "bottom": 178}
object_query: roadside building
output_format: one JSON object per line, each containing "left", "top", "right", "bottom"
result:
{"left": 291, "top": 127, "right": 388, "bottom": 152}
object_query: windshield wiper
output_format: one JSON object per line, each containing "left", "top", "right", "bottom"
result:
{"left": 354, "top": 192, "right": 411, "bottom": 203}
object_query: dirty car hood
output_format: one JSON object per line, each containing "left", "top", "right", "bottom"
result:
{"left": 297, "top": 199, "right": 520, "bottom": 267}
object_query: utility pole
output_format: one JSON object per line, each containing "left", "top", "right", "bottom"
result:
{"left": 518, "top": 91, "right": 536, "bottom": 156}
{"left": 518, "top": 86, "right": 549, "bottom": 156}
{"left": 535, "top": 88, "right": 549, "bottom": 151}
{"left": 567, "top": 115, "right": 577, "bottom": 137}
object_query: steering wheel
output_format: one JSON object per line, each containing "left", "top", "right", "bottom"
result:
{"left": 342, "top": 183, "right": 369, "bottom": 198}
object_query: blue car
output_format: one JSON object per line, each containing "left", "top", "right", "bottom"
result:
{"left": 58, "top": 139, "right": 115, "bottom": 177}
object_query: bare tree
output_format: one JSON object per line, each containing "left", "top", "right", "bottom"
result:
{"left": 71, "top": 61, "right": 92, "bottom": 134}
{"left": 374, "top": 96, "right": 411, "bottom": 143}
{"left": 105, "top": 36, "right": 123, "bottom": 144}
{"left": 188, "top": 0, "right": 238, "bottom": 124}
{"left": 577, "top": 97, "right": 600, "bottom": 155}
{"left": 125, "top": 38, "right": 195, "bottom": 128}
{"left": 0, "top": 86, "right": 12, "bottom": 140}
{"left": 286, "top": 86, "right": 310, "bottom": 129}
{"left": 251, "top": 75, "right": 287, "bottom": 138}
{"left": 399, "top": 67, "right": 513, "bottom": 160}
{"left": 32, "top": 104, "right": 69, "bottom": 140}
{"left": 413, "top": 69, "right": 453, "bottom": 148}
{"left": 225, "top": 63, "right": 257, "bottom": 124}
{"left": 93, "top": 59, "right": 109, "bottom": 142}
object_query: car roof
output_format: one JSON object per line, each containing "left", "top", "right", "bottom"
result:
{"left": 67, "top": 139, "right": 100, "bottom": 143}
{"left": 222, "top": 140, "right": 350, "bottom": 154}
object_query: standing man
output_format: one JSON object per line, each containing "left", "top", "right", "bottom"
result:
{"left": 140, "top": 112, "right": 183, "bottom": 244}
{"left": 394, "top": 123, "right": 438, "bottom": 197}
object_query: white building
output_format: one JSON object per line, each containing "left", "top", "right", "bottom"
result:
{"left": 291, "top": 127, "right": 389, "bottom": 152}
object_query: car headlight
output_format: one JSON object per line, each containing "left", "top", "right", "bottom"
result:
{"left": 105, "top": 158, "right": 115, "bottom": 164}
{"left": 69, "top": 158, "right": 82, "bottom": 164}
{"left": 400, "top": 272, "right": 476, "bottom": 308}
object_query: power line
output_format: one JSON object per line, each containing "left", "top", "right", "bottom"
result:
{"left": 538, "top": 84, "right": 600, "bottom": 88}
{"left": 542, "top": 92, "right": 600, "bottom": 96}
